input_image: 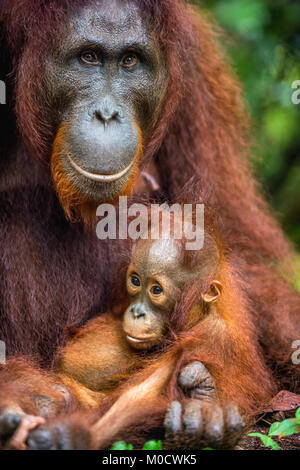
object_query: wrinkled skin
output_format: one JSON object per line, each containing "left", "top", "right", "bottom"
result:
{"left": 49, "top": 0, "right": 167, "bottom": 201}
{"left": 164, "top": 362, "right": 245, "bottom": 450}
{"left": 0, "top": 362, "right": 245, "bottom": 450}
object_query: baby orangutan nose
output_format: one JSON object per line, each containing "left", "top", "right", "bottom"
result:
{"left": 123, "top": 303, "right": 165, "bottom": 351}
{"left": 131, "top": 304, "right": 146, "bottom": 319}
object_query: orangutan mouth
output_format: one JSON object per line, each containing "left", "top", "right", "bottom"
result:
{"left": 67, "top": 153, "right": 134, "bottom": 183}
{"left": 125, "top": 334, "right": 156, "bottom": 344}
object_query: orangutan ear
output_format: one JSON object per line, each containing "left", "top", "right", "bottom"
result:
{"left": 201, "top": 280, "right": 223, "bottom": 303}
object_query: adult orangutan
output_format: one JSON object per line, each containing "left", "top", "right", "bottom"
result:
{"left": 0, "top": 0, "right": 299, "bottom": 449}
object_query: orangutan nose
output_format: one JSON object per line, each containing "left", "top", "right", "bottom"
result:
{"left": 94, "top": 96, "right": 120, "bottom": 124}
{"left": 130, "top": 304, "right": 147, "bottom": 320}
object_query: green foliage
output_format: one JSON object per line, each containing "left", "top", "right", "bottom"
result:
{"left": 248, "top": 407, "right": 300, "bottom": 450}
{"left": 269, "top": 418, "right": 300, "bottom": 437}
{"left": 110, "top": 440, "right": 162, "bottom": 450}
{"left": 212, "top": 0, "right": 270, "bottom": 39}
{"left": 142, "top": 440, "right": 163, "bottom": 450}
{"left": 248, "top": 433, "right": 280, "bottom": 450}
{"left": 110, "top": 441, "right": 134, "bottom": 450}
{"left": 197, "top": 0, "right": 300, "bottom": 248}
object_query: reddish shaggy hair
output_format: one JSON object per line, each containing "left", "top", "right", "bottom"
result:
{"left": 2, "top": 0, "right": 295, "bottom": 258}
{"left": 0, "top": 0, "right": 299, "bottom": 425}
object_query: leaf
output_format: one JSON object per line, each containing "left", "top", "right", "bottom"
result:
{"left": 110, "top": 441, "right": 133, "bottom": 450}
{"left": 248, "top": 433, "right": 281, "bottom": 450}
{"left": 268, "top": 421, "right": 281, "bottom": 435}
{"left": 296, "top": 407, "right": 300, "bottom": 422}
{"left": 268, "top": 418, "right": 300, "bottom": 437}
{"left": 142, "top": 440, "right": 163, "bottom": 450}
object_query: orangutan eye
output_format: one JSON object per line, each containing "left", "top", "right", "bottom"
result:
{"left": 120, "top": 53, "right": 138, "bottom": 69}
{"left": 151, "top": 285, "right": 163, "bottom": 295}
{"left": 130, "top": 275, "right": 141, "bottom": 287}
{"left": 80, "top": 50, "right": 100, "bottom": 65}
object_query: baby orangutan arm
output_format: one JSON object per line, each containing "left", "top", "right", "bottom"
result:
{"left": 23, "top": 299, "right": 254, "bottom": 450}
{"left": 26, "top": 301, "right": 250, "bottom": 450}
{"left": 89, "top": 358, "right": 245, "bottom": 450}
{"left": 25, "top": 354, "right": 245, "bottom": 450}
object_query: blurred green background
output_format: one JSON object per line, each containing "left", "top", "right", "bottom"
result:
{"left": 193, "top": 0, "right": 300, "bottom": 255}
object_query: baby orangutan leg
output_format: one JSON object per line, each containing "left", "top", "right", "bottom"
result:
{"left": 164, "top": 361, "right": 245, "bottom": 450}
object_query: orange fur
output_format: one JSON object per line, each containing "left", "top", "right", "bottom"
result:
{"left": 47, "top": 236, "right": 274, "bottom": 446}
{"left": 2, "top": 0, "right": 299, "bottom": 449}
{"left": 0, "top": 233, "right": 275, "bottom": 448}
{"left": 51, "top": 122, "right": 143, "bottom": 229}
{"left": 171, "top": 261, "right": 274, "bottom": 416}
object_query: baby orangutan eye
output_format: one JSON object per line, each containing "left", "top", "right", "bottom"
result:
{"left": 151, "top": 285, "right": 163, "bottom": 295}
{"left": 130, "top": 275, "right": 141, "bottom": 287}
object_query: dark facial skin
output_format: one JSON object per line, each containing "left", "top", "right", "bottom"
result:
{"left": 123, "top": 238, "right": 222, "bottom": 351}
{"left": 47, "top": 0, "right": 167, "bottom": 201}
{"left": 123, "top": 239, "right": 182, "bottom": 350}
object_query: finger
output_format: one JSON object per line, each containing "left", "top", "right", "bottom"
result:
{"left": 0, "top": 410, "right": 22, "bottom": 437}
{"left": 222, "top": 404, "right": 245, "bottom": 449}
{"left": 27, "top": 423, "right": 72, "bottom": 450}
{"left": 203, "top": 404, "right": 224, "bottom": 449}
{"left": 182, "top": 399, "right": 203, "bottom": 435}
{"left": 164, "top": 401, "right": 182, "bottom": 435}
{"left": 28, "top": 417, "right": 92, "bottom": 450}
{"left": 8, "top": 415, "right": 45, "bottom": 450}
{"left": 27, "top": 427, "right": 56, "bottom": 450}
{"left": 164, "top": 401, "right": 185, "bottom": 450}
{"left": 178, "top": 362, "right": 217, "bottom": 401}
{"left": 53, "top": 423, "right": 73, "bottom": 450}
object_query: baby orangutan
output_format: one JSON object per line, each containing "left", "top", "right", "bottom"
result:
{"left": 56, "top": 233, "right": 223, "bottom": 411}
{"left": 2, "top": 220, "right": 264, "bottom": 450}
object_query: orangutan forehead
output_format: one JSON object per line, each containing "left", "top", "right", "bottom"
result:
{"left": 81, "top": 0, "right": 142, "bottom": 31}
{"left": 132, "top": 239, "right": 182, "bottom": 276}
{"left": 64, "top": 0, "right": 155, "bottom": 52}
{"left": 131, "top": 234, "right": 220, "bottom": 284}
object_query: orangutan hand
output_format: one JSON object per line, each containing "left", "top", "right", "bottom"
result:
{"left": 164, "top": 361, "right": 245, "bottom": 449}
{"left": 26, "top": 413, "right": 94, "bottom": 450}
{"left": 0, "top": 407, "right": 45, "bottom": 450}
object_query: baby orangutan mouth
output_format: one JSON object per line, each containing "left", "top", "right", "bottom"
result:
{"left": 125, "top": 333, "right": 158, "bottom": 349}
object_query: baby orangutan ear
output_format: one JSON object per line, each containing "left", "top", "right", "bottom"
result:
{"left": 201, "top": 280, "right": 223, "bottom": 304}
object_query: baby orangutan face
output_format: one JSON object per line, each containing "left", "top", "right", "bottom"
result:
{"left": 122, "top": 237, "right": 222, "bottom": 351}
